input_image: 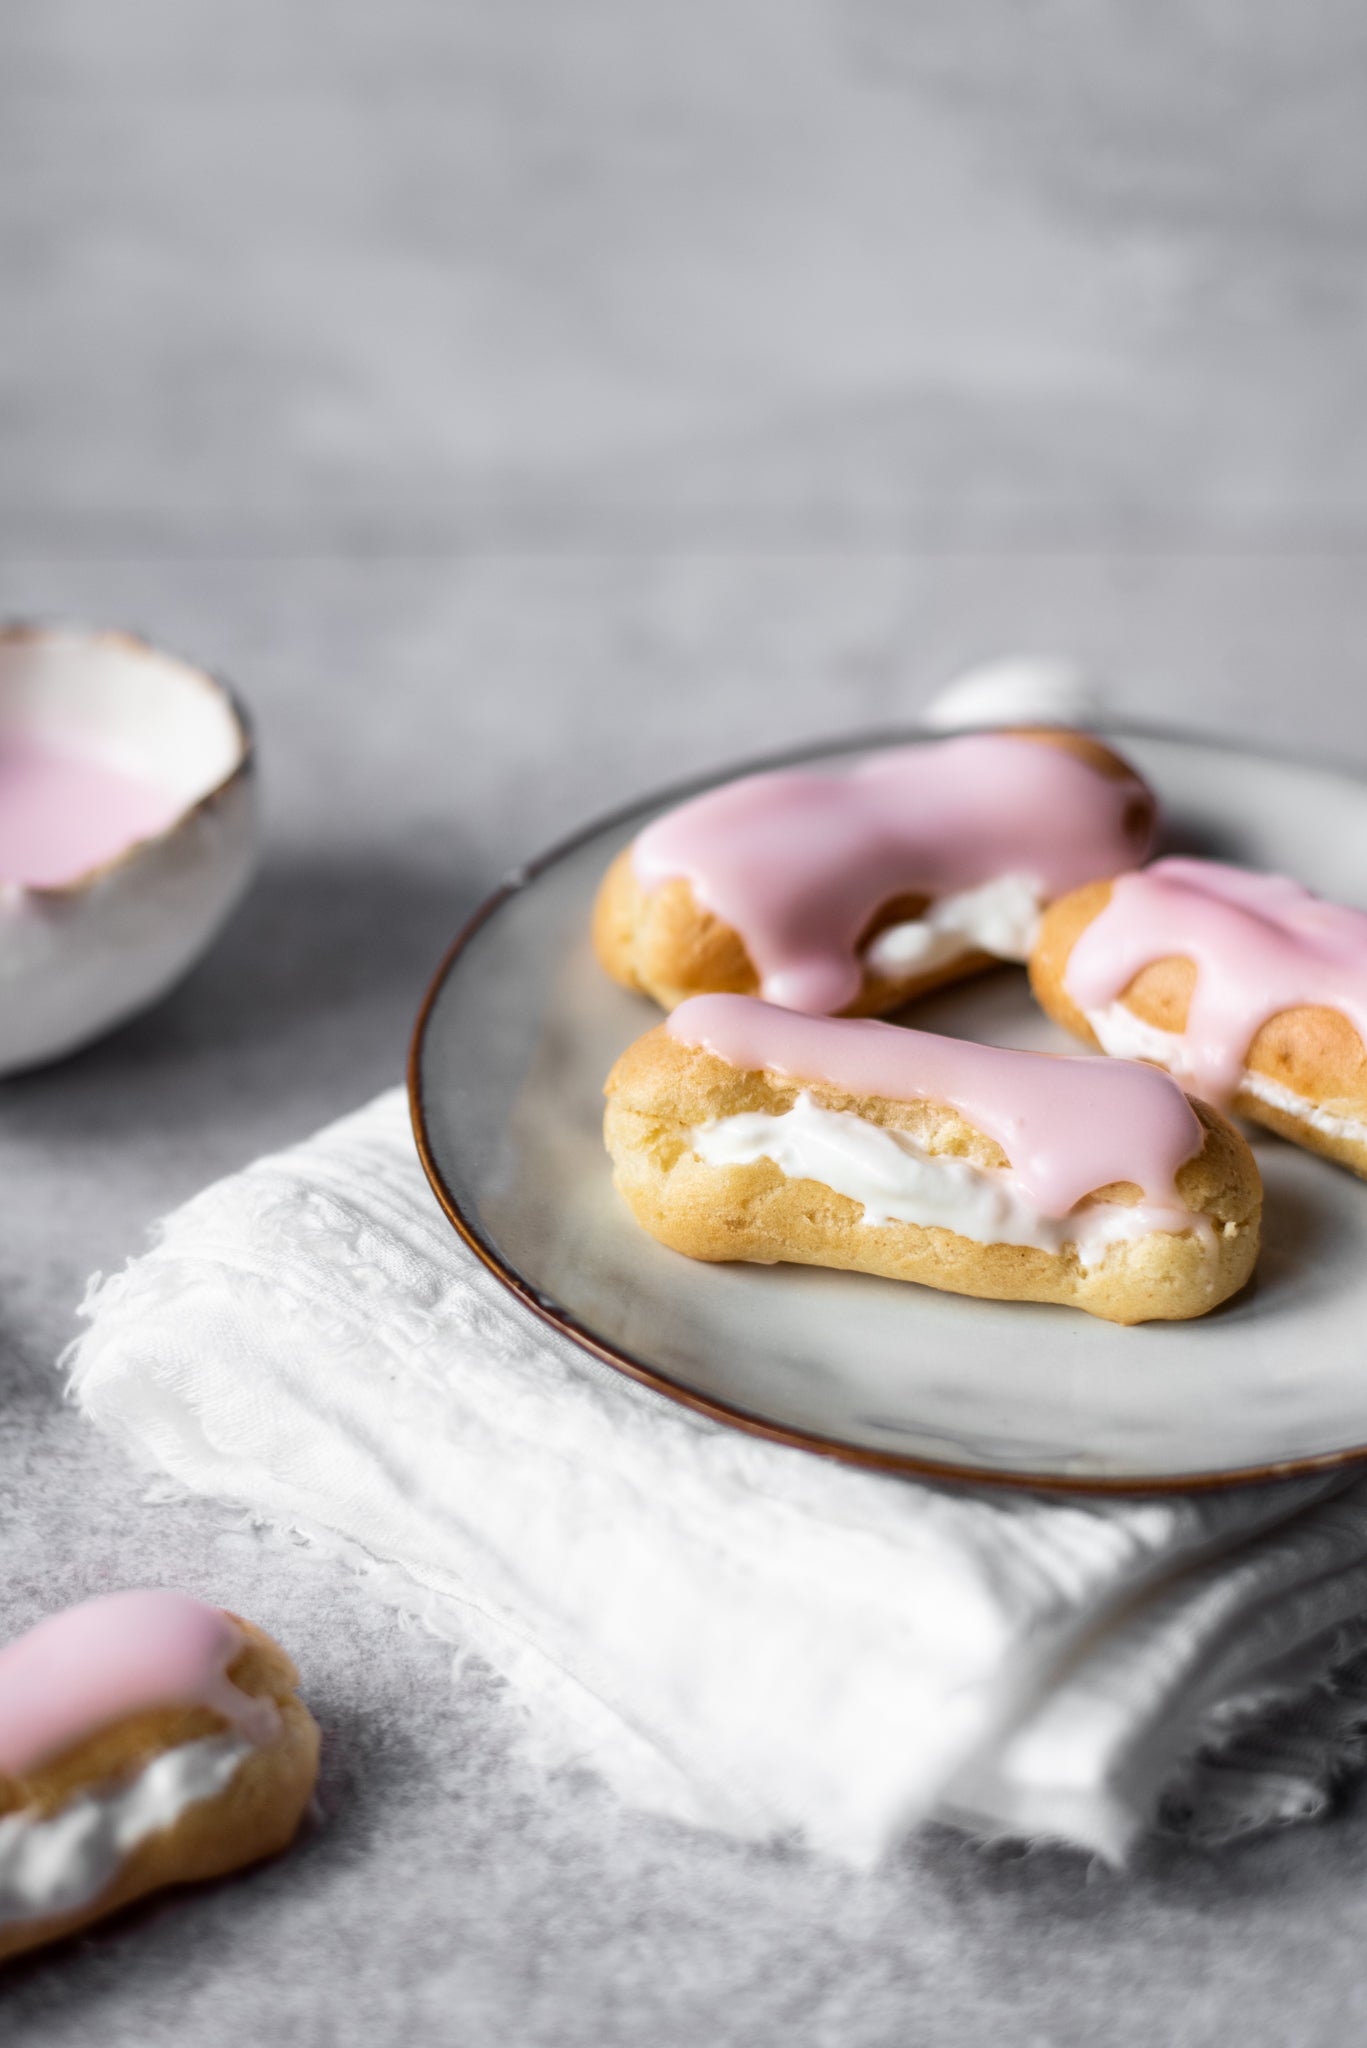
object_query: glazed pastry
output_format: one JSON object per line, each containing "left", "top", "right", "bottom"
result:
{"left": 604, "top": 994, "right": 1260, "bottom": 1325}
{"left": 0, "top": 1590, "right": 319, "bottom": 1961}
{"left": 1030, "top": 858, "right": 1367, "bottom": 1179}
{"left": 593, "top": 729, "right": 1156, "bottom": 1016}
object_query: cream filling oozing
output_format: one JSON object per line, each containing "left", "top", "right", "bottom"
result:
{"left": 862, "top": 874, "right": 1044, "bottom": 980}
{"left": 1084, "top": 1002, "right": 1367, "bottom": 1147}
{"left": 690, "top": 1092, "right": 1202, "bottom": 1271}
{"left": 0, "top": 1733, "right": 254, "bottom": 1928}
{"left": 1084, "top": 1002, "right": 1205, "bottom": 1086}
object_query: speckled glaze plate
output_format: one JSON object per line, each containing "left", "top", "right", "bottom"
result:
{"left": 410, "top": 727, "right": 1367, "bottom": 1492}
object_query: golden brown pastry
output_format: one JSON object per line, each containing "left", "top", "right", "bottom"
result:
{"left": 1030, "top": 859, "right": 1367, "bottom": 1179}
{"left": 604, "top": 996, "right": 1261, "bottom": 1326}
{"left": 0, "top": 1590, "right": 319, "bottom": 1962}
{"left": 594, "top": 728, "right": 1156, "bottom": 1016}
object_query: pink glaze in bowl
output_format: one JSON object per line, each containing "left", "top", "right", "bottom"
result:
{"left": 0, "top": 624, "right": 257, "bottom": 1075}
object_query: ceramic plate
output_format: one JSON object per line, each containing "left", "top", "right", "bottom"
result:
{"left": 410, "top": 727, "right": 1367, "bottom": 1492}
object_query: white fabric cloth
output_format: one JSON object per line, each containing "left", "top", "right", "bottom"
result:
{"left": 66, "top": 1090, "right": 1367, "bottom": 1867}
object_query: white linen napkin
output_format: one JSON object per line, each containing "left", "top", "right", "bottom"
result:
{"left": 66, "top": 1091, "right": 1367, "bottom": 1867}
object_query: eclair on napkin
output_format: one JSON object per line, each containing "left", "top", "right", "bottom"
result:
{"left": 0, "top": 1590, "right": 319, "bottom": 1961}
{"left": 593, "top": 729, "right": 1155, "bottom": 1016}
{"left": 1030, "top": 858, "right": 1367, "bottom": 1178}
{"left": 604, "top": 995, "right": 1260, "bottom": 1325}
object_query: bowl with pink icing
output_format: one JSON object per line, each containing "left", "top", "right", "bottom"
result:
{"left": 0, "top": 624, "right": 257, "bottom": 1076}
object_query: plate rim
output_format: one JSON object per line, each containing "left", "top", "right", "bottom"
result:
{"left": 409, "top": 718, "right": 1367, "bottom": 1496}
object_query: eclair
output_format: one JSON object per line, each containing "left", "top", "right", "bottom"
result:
{"left": 0, "top": 1589, "right": 319, "bottom": 1961}
{"left": 1030, "top": 858, "right": 1367, "bottom": 1179}
{"left": 594, "top": 729, "right": 1156, "bottom": 1016}
{"left": 604, "top": 994, "right": 1260, "bottom": 1325}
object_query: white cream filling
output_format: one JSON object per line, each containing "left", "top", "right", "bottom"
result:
{"left": 1084, "top": 1002, "right": 1205, "bottom": 1085}
{"left": 690, "top": 1092, "right": 1198, "bottom": 1272}
{"left": 1240, "top": 1071, "right": 1367, "bottom": 1146}
{"left": 863, "top": 874, "right": 1044, "bottom": 980}
{"left": 1084, "top": 1002, "right": 1367, "bottom": 1148}
{"left": 0, "top": 1733, "right": 254, "bottom": 1929}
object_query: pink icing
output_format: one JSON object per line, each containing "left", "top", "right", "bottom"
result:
{"left": 0, "top": 734, "right": 184, "bottom": 888}
{"left": 1062, "top": 858, "right": 1367, "bottom": 1110}
{"left": 0, "top": 1590, "right": 278, "bottom": 1777}
{"left": 666, "top": 993, "right": 1204, "bottom": 1219}
{"left": 633, "top": 733, "right": 1154, "bottom": 1013}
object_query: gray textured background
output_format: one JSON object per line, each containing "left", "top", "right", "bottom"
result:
{"left": 4, "top": 3, "right": 1367, "bottom": 2040}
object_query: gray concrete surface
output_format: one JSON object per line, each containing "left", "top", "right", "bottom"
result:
{"left": 3, "top": 5, "right": 1367, "bottom": 2041}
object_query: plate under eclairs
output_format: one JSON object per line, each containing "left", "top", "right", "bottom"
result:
{"left": 410, "top": 726, "right": 1367, "bottom": 1491}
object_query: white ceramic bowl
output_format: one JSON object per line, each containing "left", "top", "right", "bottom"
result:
{"left": 0, "top": 625, "right": 258, "bottom": 1076}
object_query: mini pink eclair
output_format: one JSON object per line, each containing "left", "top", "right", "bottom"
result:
{"left": 604, "top": 995, "right": 1260, "bottom": 1325}
{"left": 1030, "top": 858, "right": 1367, "bottom": 1179}
{"left": 594, "top": 729, "right": 1156, "bottom": 1016}
{"left": 0, "top": 1590, "right": 319, "bottom": 1962}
